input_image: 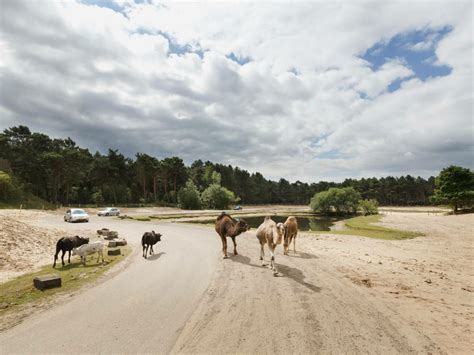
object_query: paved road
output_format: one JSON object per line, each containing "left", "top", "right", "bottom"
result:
{"left": 1, "top": 217, "right": 218, "bottom": 354}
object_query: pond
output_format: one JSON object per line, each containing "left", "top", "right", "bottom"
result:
{"left": 188, "top": 215, "right": 341, "bottom": 232}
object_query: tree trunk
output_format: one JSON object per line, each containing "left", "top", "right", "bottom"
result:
{"left": 163, "top": 175, "right": 168, "bottom": 201}
{"left": 173, "top": 174, "right": 177, "bottom": 202}
{"left": 143, "top": 177, "right": 146, "bottom": 201}
{"left": 153, "top": 176, "right": 157, "bottom": 202}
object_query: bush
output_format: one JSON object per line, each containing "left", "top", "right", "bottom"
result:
{"left": 0, "top": 170, "right": 21, "bottom": 200}
{"left": 359, "top": 199, "right": 379, "bottom": 215}
{"left": 201, "top": 183, "right": 238, "bottom": 209}
{"left": 178, "top": 180, "right": 202, "bottom": 210}
{"left": 310, "top": 187, "right": 361, "bottom": 215}
{"left": 91, "top": 190, "right": 104, "bottom": 205}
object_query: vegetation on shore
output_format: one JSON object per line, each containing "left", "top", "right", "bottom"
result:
{"left": 0, "top": 246, "right": 131, "bottom": 320}
{"left": 326, "top": 215, "right": 423, "bottom": 240}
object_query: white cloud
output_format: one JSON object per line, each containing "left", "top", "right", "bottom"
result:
{"left": 0, "top": 0, "right": 472, "bottom": 182}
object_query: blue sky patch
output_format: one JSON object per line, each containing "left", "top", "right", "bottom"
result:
{"left": 361, "top": 26, "right": 452, "bottom": 92}
{"left": 226, "top": 52, "right": 252, "bottom": 65}
{"left": 80, "top": 0, "right": 127, "bottom": 13}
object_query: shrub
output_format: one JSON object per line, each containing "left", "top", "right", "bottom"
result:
{"left": 310, "top": 187, "right": 361, "bottom": 215}
{"left": 0, "top": 170, "right": 21, "bottom": 200}
{"left": 201, "top": 183, "right": 238, "bottom": 209}
{"left": 178, "top": 180, "right": 202, "bottom": 210}
{"left": 359, "top": 199, "right": 379, "bottom": 215}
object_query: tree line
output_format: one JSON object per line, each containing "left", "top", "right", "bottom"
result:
{"left": 0, "top": 125, "right": 440, "bottom": 207}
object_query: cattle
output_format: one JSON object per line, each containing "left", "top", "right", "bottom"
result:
{"left": 215, "top": 212, "right": 250, "bottom": 259}
{"left": 256, "top": 216, "right": 285, "bottom": 275}
{"left": 53, "top": 235, "right": 89, "bottom": 268}
{"left": 283, "top": 216, "right": 298, "bottom": 255}
{"left": 142, "top": 231, "right": 162, "bottom": 259}
{"left": 72, "top": 241, "right": 107, "bottom": 266}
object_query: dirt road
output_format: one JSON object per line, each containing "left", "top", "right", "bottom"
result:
{"left": 1, "top": 211, "right": 472, "bottom": 353}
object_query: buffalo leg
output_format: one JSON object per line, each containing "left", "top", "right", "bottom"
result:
{"left": 61, "top": 250, "right": 66, "bottom": 266}
{"left": 150, "top": 245, "right": 154, "bottom": 256}
{"left": 53, "top": 249, "right": 59, "bottom": 268}
{"left": 68, "top": 250, "right": 72, "bottom": 264}
{"left": 231, "top": 236, "right": 238, "bottom": 255}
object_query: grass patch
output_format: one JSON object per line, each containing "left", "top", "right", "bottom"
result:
{"left": 0, "top": 246, "right": 131, "bottom": 316}
{"left": 326, "top": 214, "right": 422, "bottom": 240}
{"left": 0, "top": 193, "right": 56, "bottom": 210}
{"left": 127, "top": 215, "right": 151, "bottom": 221}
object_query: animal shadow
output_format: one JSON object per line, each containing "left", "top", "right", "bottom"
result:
{"left": 229, "top": 254, "right": 263, "bottom": 269}
{"left": 277, "top": 263, "right": 322, "bottom": 293}
{"left": 286, "top": 251, "right": 318, "bottom": 260}
{"left": 145, "top": 251, "right": 166, "bottom": 261}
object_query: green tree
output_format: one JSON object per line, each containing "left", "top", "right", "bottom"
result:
{"left": 178, "top": 179, "right": 202, "bottom": 210}
{"left": 310, "top": 187, "right": 361, "bottom": 215}
{"left": 433, "top": 166, "right": 474, "bottom": 213}
{"left": 201, "top": 183, "right": 238, "bottom": 209}
{"left": 359, "top": 199, "right": 379, "bottom": 215}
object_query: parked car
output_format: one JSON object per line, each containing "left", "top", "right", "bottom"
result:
{"left": 234, "top": 205, "right": 242, "bottom": 210}
{"left": 64, "top": 208, "right": 89, "bottom": 223}
{"left": 97, "top": 207, "right": 121, "bottom": 217}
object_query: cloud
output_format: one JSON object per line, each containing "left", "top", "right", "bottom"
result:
{"left": 0, "top": 0, "right": 472, "bottom": 183}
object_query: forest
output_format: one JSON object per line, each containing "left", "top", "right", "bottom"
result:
{"left": 0, "top": 126, "right": 437, "bottom": 207}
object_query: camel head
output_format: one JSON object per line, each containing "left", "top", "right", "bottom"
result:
{"left": 236, "top": 218, "right": 250, "bottom": 233}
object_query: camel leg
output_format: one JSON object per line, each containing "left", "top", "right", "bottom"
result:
{"left": 221, "top": 236, "right": 228, "bottom": 259}
{"left": 293, "top": 235, "right": 296, "bottom": 252}
{"left": 260, "top": 242, "right": 267, "bottom": 266}
{"left": 270, "top": 245, "right": 278, "bottom": 275}
{"left": 231, "top": 236, "right": 238, "bottom": 255}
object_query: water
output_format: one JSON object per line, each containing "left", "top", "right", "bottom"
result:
{"left": 189, "top": 215, "right": 340, "bottom": 232}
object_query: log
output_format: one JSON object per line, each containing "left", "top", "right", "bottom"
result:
{"left": 108, "top": 248, "right": 121, "bottom": 256}
{"left": 33, "top": 274, "right": 62, "bottom": 290}
{"left": 115, "top": 238, "right": 127, "bottom": 246}
{"left": 107, "top": 241, "right": 117, "bottom": 247}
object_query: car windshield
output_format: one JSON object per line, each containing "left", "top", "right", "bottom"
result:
{"left": 72, "top": 210, "right": 86, "bottom": 215}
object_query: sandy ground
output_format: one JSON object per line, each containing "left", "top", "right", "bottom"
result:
{"left": 172, "top": 212, "right": 473, "bottom": 354}
{"left": 1, "top": 208, "right": 473, "bottom": 354}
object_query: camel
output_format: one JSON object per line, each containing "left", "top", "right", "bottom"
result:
{"left": 283, "top": 216, "right": 298, "bottom": 255}
{"left": 255, "top": 216, "right": 285, "bottom": 275}
{"left": 215, "top": 212, "right": 250, "bottom": 259}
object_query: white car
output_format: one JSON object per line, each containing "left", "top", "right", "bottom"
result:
{"left": 64, "top": 208, "right": 90, "bottom": 223}
{"left": 97, "top": 207, "right": 121, "bottom": 217}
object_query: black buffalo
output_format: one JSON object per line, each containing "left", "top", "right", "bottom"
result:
{"left": 53, "top": 235, "right": 89, "bottom": 267}
{"left": 142, "top": 231, "right": 162, "bottom": 258}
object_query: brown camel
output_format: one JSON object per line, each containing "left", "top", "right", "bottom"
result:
{"left": 283, "top": 216, "right": 298, "bottom": 255}
{"left": 215, "top": 212, "right": 250, "bottom": 259}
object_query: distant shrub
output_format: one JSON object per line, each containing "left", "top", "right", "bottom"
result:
{"left": 201, "top": 183, "right": 237, "bottom": 209}
{"left": 359, "top": 199, "right": 379, "bottom": 215}
{"left": 178, "top": 180, "right": 202, "bottom": 210}
{"left": 0, "top": 170, "right": 21, "bottom": 200}
{"left": 310, "top": 187, "right": 361, "bottom": 215}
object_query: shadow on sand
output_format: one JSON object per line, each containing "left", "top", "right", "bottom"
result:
{"left": 229, "top": 254, "right": 321, "bottom": 293}
{"left": 285, "top": 251, "right": 318, "bottom": 260}
{"left": 145, "top": 251, "right": 166, "bottom": 261}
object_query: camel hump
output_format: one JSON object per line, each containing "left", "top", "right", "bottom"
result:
{"left": 216, "top": 212, "right": 230, "bottom": 221}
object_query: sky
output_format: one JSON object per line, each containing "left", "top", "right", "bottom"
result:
{"left": 0, "top": 0, "right": 472, "bottom": 182}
